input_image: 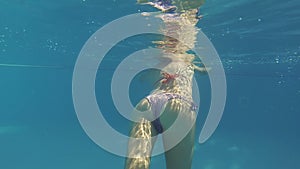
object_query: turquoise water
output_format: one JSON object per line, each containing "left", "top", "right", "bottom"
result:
{"left": 0, "top": 0, "right": 299, "bottom": 168}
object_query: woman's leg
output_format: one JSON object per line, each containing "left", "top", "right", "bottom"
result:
{"left": 125, "top": 99, "right": 158, "bottom": 169}
{"left": 161, "top": 100, "right": 196, "bottom": 169}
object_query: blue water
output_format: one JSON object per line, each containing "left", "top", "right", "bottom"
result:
{"left": 0, "top": 0, "right": 299, "bottom": 168}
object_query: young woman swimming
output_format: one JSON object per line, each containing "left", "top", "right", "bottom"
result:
{"left": 125, "top": 0, "right": 207, "bottom": 169}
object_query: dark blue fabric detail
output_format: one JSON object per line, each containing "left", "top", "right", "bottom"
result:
{"left": 152, "top": 119, "right": 164, "bottom": 134}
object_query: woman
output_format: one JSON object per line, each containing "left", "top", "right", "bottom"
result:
{"left": 125, "top": 0, "right": 207, "bottom": 169}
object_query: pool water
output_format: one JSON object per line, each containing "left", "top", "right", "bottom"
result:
{"left": 0, "top": 0, "right": 299, "bottom": 168}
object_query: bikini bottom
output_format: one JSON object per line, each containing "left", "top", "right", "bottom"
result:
{"left": 145, "top": 92, "right": 197, "bottom": 134}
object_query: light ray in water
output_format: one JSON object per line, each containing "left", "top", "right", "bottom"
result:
{"left": 1, "top": 63, "right": 298, "bottom": 79}
{"left": 0, "top": 63, "right": 61, "bottom": 69}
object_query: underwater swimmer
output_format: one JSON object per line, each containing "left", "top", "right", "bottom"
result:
{"left": 125, "top": 0, "right": 207, "bottom": 169}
